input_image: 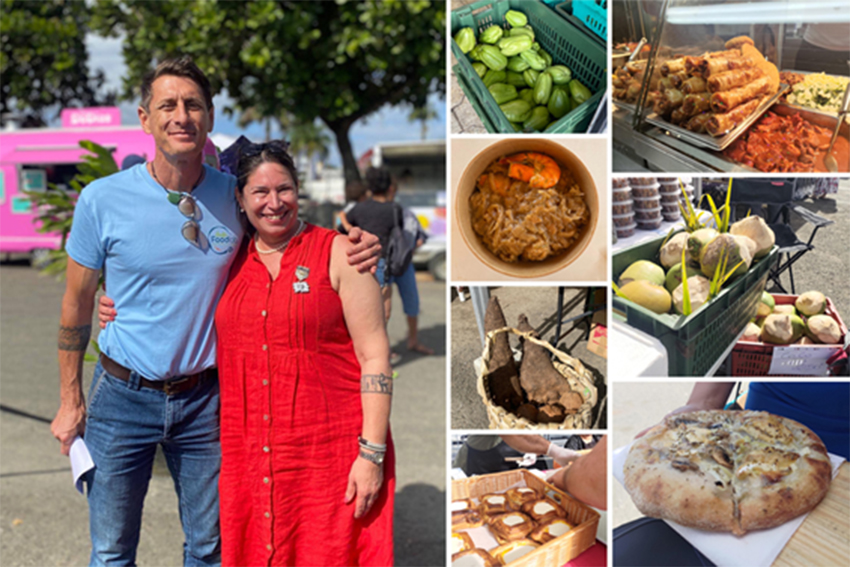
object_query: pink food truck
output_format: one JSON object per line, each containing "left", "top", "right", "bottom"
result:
{"left": 0, "top": 107, "right": 156, "bottom": 263}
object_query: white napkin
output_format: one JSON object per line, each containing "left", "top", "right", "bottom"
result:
{"left": 69, "top": 436, "right": 95, "bottom": 494}
{"left": 613, "top": 441, "right": 845, "bottom": 567}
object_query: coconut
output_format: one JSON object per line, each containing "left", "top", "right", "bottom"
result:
{"left": 699, "top": 233, "right": 752, "bottom": 278}
{"left": 741, "top": 322, "right": 762, "bottom": 342}
{"left": 795, "top": 291, "right": 826, "bottom": 316}
{"left": 687, "top": 228, "right": 718, "bottom": 260}
{"left": 732, "top": 234, "right": 758, "bottom": 261}
{"left": 773, "top": 304, "right": 796, "bottom": 316}
{"left": 659, "top": 232, "right": 691, "bottom": 269}
{"left": 796, "top": 336, "right": 816, "bottom": 345}
{"left": 730, "top": 216, "right": 775, "bottom": 258}
{"left": 806, "top": 314, "right": 842, "bottom": 344}
{"left": 665, "top": 262, "right": 702, "bottom": 293}
{"left": 620, "top": 280, "right": 672, "bottom": 314}
{"left": 757, "top": 291, "right": 775, "bottom": 318}
{"left": 618, "top": 260, "right": 666, "bottom": 288}
{"left": 672, "top": 275, "right": 711, "bottom": 315}
{"left": 761, "top": 313, "right": 806, "bottom": 344}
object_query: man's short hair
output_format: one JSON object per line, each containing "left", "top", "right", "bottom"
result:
{"left": 140, "top": 56, "right": 213, "bottom": 112}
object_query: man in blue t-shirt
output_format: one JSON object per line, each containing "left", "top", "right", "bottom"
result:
{"left": 50, "top": 56, "right": 378, "bottom": 566}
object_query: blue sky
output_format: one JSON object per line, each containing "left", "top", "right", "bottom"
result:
{"left": 85, "top": 35, "right": 446, "bottom": 167}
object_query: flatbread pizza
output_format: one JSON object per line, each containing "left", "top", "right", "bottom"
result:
{"left": 624, "top": 410, "right": 831, "bottom": 536}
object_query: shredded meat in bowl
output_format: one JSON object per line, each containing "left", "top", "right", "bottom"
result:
{"left": 469, "top": 154, "right": 590, "bottom": 263}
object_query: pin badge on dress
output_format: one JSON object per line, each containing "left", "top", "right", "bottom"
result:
{"left": 293, "top": 265, "right": 310, "bottom": 293}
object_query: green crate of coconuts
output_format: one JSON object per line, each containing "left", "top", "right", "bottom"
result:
{"left": 730, "top": 291, "right": 848, "bottom": 376}
{"left": 612, "top": 211, "right": 780, "bottom": 376}
{"left": 451, "top": 0, "right": 605, "bottom": 133}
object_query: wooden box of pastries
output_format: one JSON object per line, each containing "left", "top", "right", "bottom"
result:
{"left": 451, "top": 469, "right": 600, "bottom": 567}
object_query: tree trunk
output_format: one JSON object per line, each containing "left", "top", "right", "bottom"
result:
{"left": 327, "top": 120, "right": 360, "bottom": 184}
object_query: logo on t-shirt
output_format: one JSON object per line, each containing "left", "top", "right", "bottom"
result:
{"left": 208, "top": 226, "right": 238, "bottom": 255}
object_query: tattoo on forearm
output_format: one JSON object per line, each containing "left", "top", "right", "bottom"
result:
{"left": 361, "top": 373, "right": 393, "bottom": 395}
{"left": 58, "top": 325, "right": 91, "bottom": 352}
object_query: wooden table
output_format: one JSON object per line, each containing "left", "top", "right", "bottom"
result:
{"left": 774, "top": 461, "right": 850, "bottom": 566}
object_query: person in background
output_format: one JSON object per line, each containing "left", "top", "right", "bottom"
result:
{"left": 388, "top": 179, "right": 434, "bottom": 356}
{"left": 346, "top": 167, "right": 404, "bottom": 364}
{"left": 453, "top": 435, "right": 584, "bottom": 476}
{"left": 793, "top": 23, "right": 850, "bottom": 77}
{"left": 337, "top": 179, "right": 368, "bottom": 234}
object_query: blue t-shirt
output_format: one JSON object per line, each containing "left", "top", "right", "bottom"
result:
{"left": 67, "top": 164, "right": 244, "bottom": 380}
{"left": 746, "top": 382, "right": 850, "bottom": 459}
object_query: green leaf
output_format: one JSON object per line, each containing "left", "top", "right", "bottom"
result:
{"left": 680, "top": 243, "right": 691, "bottom": 316}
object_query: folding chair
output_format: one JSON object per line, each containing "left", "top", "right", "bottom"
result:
{"left": 728, "top": 179, "right": 833, "bottom": 294}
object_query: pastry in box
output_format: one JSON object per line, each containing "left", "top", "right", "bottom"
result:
{"left": 488, "top": 511, "right": 536, "bottom": 543}
{"left": 490, "top": 539, "right": 539, "bottom": 565}
{"left": 451, "top": 548, "right": 499, "bottom": 567}
{"left": 479, "top": 493, "right": 509, "bottom": 517}
{"left": 529, "top": 518, "right": 573, "bottom": 544}
{"left": 506, "top": 487, "right": 539, "bottom": 511}
{"left": 453, "top": 509, "right": 485, "bottom": 530}
{"left": 521, "top": 497, "right": 565, "bottom": 524}
{"left": 450, "top": 532, "right": 475, "bottom": 556}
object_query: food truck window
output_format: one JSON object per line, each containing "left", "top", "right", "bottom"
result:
{"left": 21, "top": 163, "right": 81, "bottom": 192}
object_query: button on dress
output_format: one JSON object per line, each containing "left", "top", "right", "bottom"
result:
{"left": 216, "top": 225, "right": 395, "bottom": 566}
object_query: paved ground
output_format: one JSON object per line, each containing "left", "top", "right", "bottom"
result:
{"left": 450, "top": 0, "right": 488, "bottom": 134}
{"left": 451, "top": 286, "right": 607, "bottom": 430}
{"left": 0, "top": 263, "right": 446, "bottom": 566}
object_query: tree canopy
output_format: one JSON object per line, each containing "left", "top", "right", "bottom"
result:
{"left": 1, "top": 0, "right": 114, "bottom": 126}
{"left": 90, "top": 0, "right": 445, "bottom": 181}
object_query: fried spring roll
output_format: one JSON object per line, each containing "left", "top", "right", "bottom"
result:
{"left": 658, "top": 77, "right": 675, "bottom": 91}
{"left": 707, "top": 67, "right": 765, "bottom": 93}
{"left": 664, "top": 88, "right": 685, "bottom": 109}
{"left": 702, "top": 56, "right": 753, "bottom": 78}
{"left": 706, "top": 97, "right": 762, "bottom": 136}
{"left": 709, "top": 76, "right": 772, "bottom": 113}
{"left": 626, "top": 80, "right": 643, "bottom": 101}
{"left": 685, "top": 112, "right": 713, "bottom": 133}
{"left": 681, "top": 76, "right": 707, "bottom": 94}
{"left": 661, "top": 57, "right": 687, "bottom": 76}
{"left": 670, "top": 106, "right": 690, "bottom": 124}
{"left": 684, "top": 56, "right": 705, "bottom": 76}
{"left": 707, "top": 49, "right": 742, "bottom": 60}
{"left": 682, "top": 92, "right": 711, "bottom": 115}
{"left": 669, "top": 71, "right": 689, "bottom": 88}
{"left": 625, "top": 60, "right": 647, "bottom": 74}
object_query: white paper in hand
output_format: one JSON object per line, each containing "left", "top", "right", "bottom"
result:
{"left": 70, "top": 436, "right": 94, "bottom": 494}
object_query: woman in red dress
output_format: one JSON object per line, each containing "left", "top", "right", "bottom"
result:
{"left": 215, "top": 142, "right": 394, "bottom": 566}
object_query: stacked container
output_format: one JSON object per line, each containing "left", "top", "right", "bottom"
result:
{"left": 629, "top": 177, "right": 662, "bottom": 230}
{"left": 612, "top": 178, "right": 636, "bottom": 238}
{"left": 657, "top": 177, "right": 682, "bottom": 222}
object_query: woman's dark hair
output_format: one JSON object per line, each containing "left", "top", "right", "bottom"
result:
{"left": 235, "top": 140, "right": 299, "bottom": 195}
{"left": 140, "top": 55, "right": 213, "bottom": 112}
{"left": 365, "top": 166, "right": 392, "bottom": 195}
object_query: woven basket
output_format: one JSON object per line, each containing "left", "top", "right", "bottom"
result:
{"left": 452, "top": 469, "right": 600, "bottom": 567}
{"left": 477, "top": 327, "right": 598, "bottom": 429}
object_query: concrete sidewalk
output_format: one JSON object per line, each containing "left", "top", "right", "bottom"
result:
{"left": 0, "top": 263, "right": 446, "bottom": 566}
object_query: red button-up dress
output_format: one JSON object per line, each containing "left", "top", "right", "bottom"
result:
{"left": 215, "top": 225, "right": 395, "bottom": 566}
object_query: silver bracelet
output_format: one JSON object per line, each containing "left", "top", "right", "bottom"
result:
{"left": 358, "top": 435, "right": 387, "bottom": 453}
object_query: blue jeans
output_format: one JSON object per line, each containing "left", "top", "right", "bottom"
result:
{"left": 83, "top": 361, "right": 221, "bottom": 566}
{"left": 375, "top": 257, "right": 390, "bottom": 288}
{"left": 390, "top": 261, "right": 419, "bottom": 317}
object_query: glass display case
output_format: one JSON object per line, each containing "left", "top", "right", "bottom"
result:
{"left": 611, "top": 0, "right": 850, "bottom": 173}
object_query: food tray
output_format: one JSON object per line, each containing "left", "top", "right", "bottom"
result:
{"left": 730, "top": 295, "right": 847, "bottom": 376}
{"left": 779, "top": 69, "right": 850, "bottom": 123}
{"left": 451, "top": 0, "right": 606, "bottom": 134}
{"left": 645, "top": 84, "right": 790, "bottom": 151}
{"left": 613, "top": 99, "right": 637, "bottom": 116}
{"left": 613, "top": 231, "right": 779, "bottom": 376}
{"left": 553, "top": 1, "right": 606, "bottom": 43}
{"left": 452, "top": 469, "right": 600, "bottom": 567}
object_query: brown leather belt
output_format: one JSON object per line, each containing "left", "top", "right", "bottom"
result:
{"left": 99, "top": 353, "right": 217, "bottom": 396}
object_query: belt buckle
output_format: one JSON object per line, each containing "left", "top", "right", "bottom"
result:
{"left": 163, "top": 376, "right": 190, "bottom": 396}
